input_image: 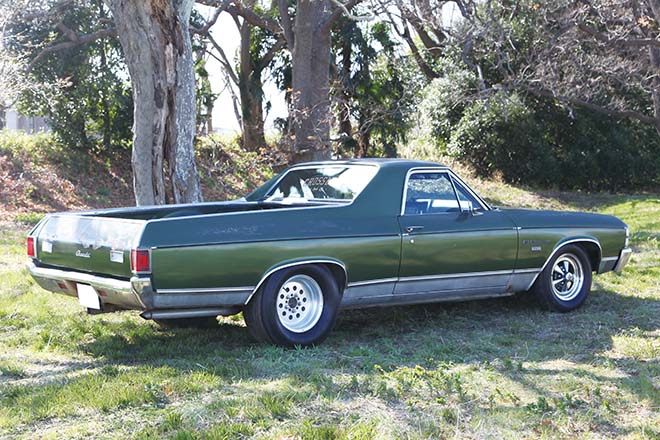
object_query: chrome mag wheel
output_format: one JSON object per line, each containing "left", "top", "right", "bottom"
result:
{"left": 551, "top": 253, "right": 584, "bottom": 301}
{"left": 276, "top": 274, "right": 324, "bottom": 333}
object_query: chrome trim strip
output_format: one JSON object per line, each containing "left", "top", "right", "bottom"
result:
{"left": 397, "top": 269, "right": 513, "bottom": 282}
{"left": 158, "top": 286, "right": 255, "bottom": 294}
{"left": 614, "top": 248, "right": 632, "bottom": 273}
{"left": 347, "top": 277, "right": 398, "bottom": 288}
{"left": 245, "top": 259, "right": 348, "bottom": 305}
{"left": 349, "top": 269, "right": 538, "bottom": 289}
{"left": 512, "top": 268, "right": 542, "bottom": 274}
{"left": 600, "top": 256, "right": 619, "bottom": 262}
{"left": 525, "top": 238, "right": 602, "bottom": 290}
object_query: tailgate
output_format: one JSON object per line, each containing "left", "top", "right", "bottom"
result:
{"left": 35, "top": 215, "right": 145, "bottom": 278}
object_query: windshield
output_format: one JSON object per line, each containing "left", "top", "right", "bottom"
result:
{"left": 251, "top": 165, "right": 378, "bottom": 203}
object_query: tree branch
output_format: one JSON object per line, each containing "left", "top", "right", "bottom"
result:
{"left": 196, "top": 0, "right": 280, "bottom": 34}
{"left": 322, "top": 0, "right": 366, "bottom": 32}
{"left": 27, "top": 27, "right": 116, "bottom": 72}
{"left": 257, "top": 37, "right": 286, "bottom": 71}
{"left": 522, "top": 83, "right": 659, "bottom": 127}
{"left": 206, "top": 32, "right": 239, "bottom": 85}
{"left": 576, "top": 22, "right": 660, "bottom": 49}
{"left": 277, "top": 0, "right": 294, "bottom": 51}
{"left": 385, "top": 7, "right": 439, "bottom": 80}
{"left": 190, "top": 3, "right": 227, "bottom": 34}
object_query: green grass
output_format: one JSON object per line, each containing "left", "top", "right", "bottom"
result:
{"left": 0, "top": 190, "right": 658, "bottom": 439}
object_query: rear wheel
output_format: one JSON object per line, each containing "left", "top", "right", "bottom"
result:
{"left": 531, "top": 244, "right": 592, "bottom": 312}
{"left": 244, "top": 265, "right": 341, "bottom": 347}
{"left": 154, "top": 316, "right": 218, "bottom": 329}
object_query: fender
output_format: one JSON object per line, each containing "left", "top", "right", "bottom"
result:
{"left": 245, "top": 258, "right": 348, "bottom": 304}
{"left": 526, "top": 236, "right": 602, "bottom": 290}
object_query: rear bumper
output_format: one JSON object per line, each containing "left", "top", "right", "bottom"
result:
{"left": 26, "top": 261, "right": 153, "bottom": 311}
{"left": 614, "top": 248, "right": 632, "bottom": 273}
{"left": 26, "top": 262, "right": 244, "bottom": 318}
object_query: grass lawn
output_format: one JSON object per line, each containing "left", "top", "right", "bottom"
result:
{"left": 0, "top": 186, "right": 658, "bottom": 439}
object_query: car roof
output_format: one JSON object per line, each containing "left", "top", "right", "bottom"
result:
{"left": 291, "top": 158, "right": 448, "bottom": 170}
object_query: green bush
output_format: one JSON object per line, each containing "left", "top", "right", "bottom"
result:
{"left": 0, "top": 130, "right": 65, "bottom": 166}
{"left": 444, "top": 93, "right": 660, "bottom": 190}
{"left": 447, "top": 93, "right": 559, "bottom": 187}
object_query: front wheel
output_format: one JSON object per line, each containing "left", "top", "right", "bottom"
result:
{"left": 244, "top": 265, "right": 341, "bottom": 347}
{"left": 531, "top": 244, "right": 592, "bottom": 312}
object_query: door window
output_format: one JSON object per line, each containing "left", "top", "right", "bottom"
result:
{"left": 451, "top": 178, "right": 487, "bottom": 212}
{"left": 403, "top": 172, "right": 460, "bottom": 215}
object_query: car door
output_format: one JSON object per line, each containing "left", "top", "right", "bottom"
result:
{"left": 396, "top": 169, "right": 518, "bottom": 298}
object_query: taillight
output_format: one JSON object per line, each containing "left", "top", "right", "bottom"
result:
{"left": 27, "top": 237, "right": 36, "bottom": 258}
{"left": 130, "top": 249, "right": 151, "bottom": 273}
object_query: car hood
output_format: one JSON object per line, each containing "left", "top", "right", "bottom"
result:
{"left": 500, "top": 208, "right": 626, "bottom": 229}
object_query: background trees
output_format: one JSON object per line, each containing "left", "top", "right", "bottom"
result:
{"left": 1, "top": 0, "right": 658, "bottom": 200}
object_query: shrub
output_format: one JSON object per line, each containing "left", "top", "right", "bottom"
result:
{"left": 445, "top": 93, "right": 660, "bottom": 191}
{"left": 447, "top": 93, "right": 559, "bottom": 187}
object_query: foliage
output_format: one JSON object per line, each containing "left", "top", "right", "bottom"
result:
{"left": 194, "top": 133, "right": 277, "bottom": 201}
{"left": 398, "top": 0, "right": 660, "bottom": 191}
{"left": 331, "top": 18, "right": 421, "bottom": 158}
{"left": 7, "top": 1, "right": 132, "bottom": 152}
{"left": 443, "top": 92, "right": 660, "bottom": 190}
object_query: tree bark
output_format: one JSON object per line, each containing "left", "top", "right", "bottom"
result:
{"left": 105, "top": 0, "right": 202, "bottom": 205}
{"left": 337, "top": 37, "right": 353, "bottom": 140}
{"left": 289, "top": 0, "right": 333, "bottom": 162}
{"left": 238, "top": 15, "right": 267, "bottom": 151}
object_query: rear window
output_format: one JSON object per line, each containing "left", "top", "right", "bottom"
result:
{"left": 260, "top": 165, "right": 378, "bottom": 203}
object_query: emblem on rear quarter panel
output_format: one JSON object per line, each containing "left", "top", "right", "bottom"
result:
{"left": 75, "top": 250, "right": 91, "bottom": 258}
{"left": 110, "top": 250, "right": 124, "bottom": 263}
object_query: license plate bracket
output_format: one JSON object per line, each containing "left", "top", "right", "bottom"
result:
{"left": 77, "top": 283, "right": 101, "bottom": 310}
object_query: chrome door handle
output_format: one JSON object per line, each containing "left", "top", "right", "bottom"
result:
{"left": 405, "top": 225, "right": 424, "bottom": 233}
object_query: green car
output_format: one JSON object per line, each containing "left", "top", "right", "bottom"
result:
{"left": 26, "top": 159, "right": 631, "bottom": 346}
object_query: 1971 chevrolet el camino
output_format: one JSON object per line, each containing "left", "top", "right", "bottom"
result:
{"left": 26, "top": 159, "right": 632, "bottom": 346}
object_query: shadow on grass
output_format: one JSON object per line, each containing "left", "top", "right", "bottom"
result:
{"left": 2, "top": 284, "right": 657, "bottom": 437}
{"left": 79, "top": 287, "right": 659, "bottom": 397}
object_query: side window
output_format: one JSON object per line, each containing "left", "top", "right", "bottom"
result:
{"left": 404, "top": 172, "right": 460, "bottom": 215}
{"left": 452, "top": 178, "right": 486, "bottom": 212}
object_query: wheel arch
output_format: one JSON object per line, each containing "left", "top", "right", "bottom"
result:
{"left": 527, "top": 237, "right": 602, "bottom": 290}
{"left": 245, "top": 258, "right": 348, "bottom": 305}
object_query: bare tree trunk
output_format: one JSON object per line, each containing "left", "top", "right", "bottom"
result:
{"left": 206, "top": 100, "right": 214, "bottom": 133}
{"left": 97, "top": 0, "right": 112, "bottom": 148}
{"left": 290, "top": 0, "right": 333, "bottom": 162}
{"left": 337, "top": 37, "right": 352, "bottom": 140}
{"left": 105, "top": 0, "right": 202, "bottom": 206}
{"left": 238, "top": 16, "right": 267, "bottom": 151}
{"left": 648, "top": 1, "right": 660, "bottom": 134}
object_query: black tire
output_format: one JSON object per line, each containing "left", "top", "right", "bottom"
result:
{"left": 154, "top": 316, "right": 218, "bottom": 329}
{"left": 531, "top": 244, "right": 592, "bottom": 312}
{"left": 244, "top": 265, "right": 341, "bottom": 347}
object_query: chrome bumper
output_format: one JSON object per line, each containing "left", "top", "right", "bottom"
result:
{"left": 614, "top": 248, "right": 632, "bottom": 273}
{"left": 26, "top": 261, "right": 153, "bottom": 310}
